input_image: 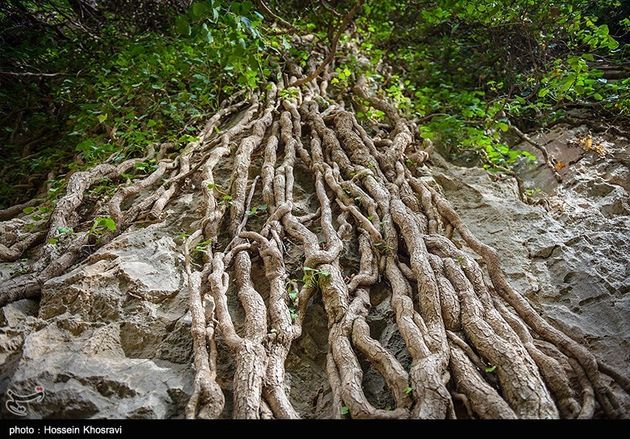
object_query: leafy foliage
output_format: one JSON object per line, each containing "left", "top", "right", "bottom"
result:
{"left": 1, "top": 0, "right": 628, "bottom": 207}
{"left": 325, "top": 0, "right": 629, "bottom": 170}
{"left": 90, "top": 216, "right": 117, "bottom": 235}
{"left": 302, "top": 266, "right": 332, "bottom": 289}
{"left": 0, "top": 0, "right": 274, "bottom": 208}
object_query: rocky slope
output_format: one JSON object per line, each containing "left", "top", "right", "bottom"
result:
{"left": 0, "top": 124, "right": 628, "bottom": 418}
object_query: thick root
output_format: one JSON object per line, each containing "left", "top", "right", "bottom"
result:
{"left": 1, "top": 72, "right": 626, "bottom": 420}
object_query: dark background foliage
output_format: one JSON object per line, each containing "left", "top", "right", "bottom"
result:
{"left": 0, "top": 0, "right": 627, "bottom": 208}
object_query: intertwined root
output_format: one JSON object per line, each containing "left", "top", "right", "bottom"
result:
{"left": 0, "top": 74, "right": 626, "bottom": 419}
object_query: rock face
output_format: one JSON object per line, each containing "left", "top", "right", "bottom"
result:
{"left": 1, "top": 224, "right": 193, "bottom": 418}
{"left": 0, "top": 126, "right": 628, "bottom": 418}
{"left": 432, "top": 125, "right": 630, "bottom": 414}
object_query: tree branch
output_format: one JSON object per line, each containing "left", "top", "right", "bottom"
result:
{"left": 289, "top": 0, "right": 365, "bottom": 88}
{"left": 255, "top": 0, "right": 295, "bottom": 31}
{"left": 510, "top": 123, "right": 562, "bottom": 182}
{"left": 0, "top": 71, "right": 64, "bottom": 78}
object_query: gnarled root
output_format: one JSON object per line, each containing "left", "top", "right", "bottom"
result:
{"left": 1, "top": 72, "right": 626, "bottom": 420}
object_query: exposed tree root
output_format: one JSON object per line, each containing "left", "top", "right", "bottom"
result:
{"left": 0, "top": 68, "right": 627, "bottom": 419}
{"left": 509, "top": 123, "right": 563, "bottom": 183}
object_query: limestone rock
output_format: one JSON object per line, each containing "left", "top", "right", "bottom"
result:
{"left": 1, "top": 125, "right": 628, "bottom": 418}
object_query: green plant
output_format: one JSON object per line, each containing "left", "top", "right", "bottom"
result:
{"left": 246, "top": 203, "right": 268, "bottom": 217}
{"left": 289, "top": 308, "right": 298, "bottom": 323}
{"left": 176, "top": 231, "right": 192, "bottom": 242}
{"left": 288, "top": 287, "right": 299, "bottom": 302}
{"left": 524, "top": 187, "right": 542, "bottom": 198}
{"left": 194, "top": 239, "right": 213, "bottom": 255}
{"left": 90, "top": 216, "right": 117, "bottom": 236}
{"left": 302, "top": 266, "right": 332, "bottom": 289}
{"left": 0, "top": 0, "right": 276, "bottom": 209}
{"left": 47, "top": 226, "right": 73, "bottom": 246}
{"left": 279, "top": 87, "right": 299, "bottom": 100}
{"left": 220, "top": 194, "right": 234, "bottom": 206}
{"left": 374, "top": 240, "right": 394, "bottom": 256}
{"left": 134, "top": 160, "right": 158, "bottom": 174}
{"left": 347, "top": 0, "right": 627, "bottom": 171}
{"left": 88, "top": 179, "right": 117, "bottom": 198}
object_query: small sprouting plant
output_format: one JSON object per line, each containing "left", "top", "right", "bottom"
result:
{"left": 289, "top": 308, "right": 298, "bottom": 323}
{"left": 47, "top": 226, "right": 74, "bottom": 245}
{"left": 374, "top": 240, "right": 394, "bottom": 256}
{"left": 302, "top": 266, "right": 332, "bottom": 289}
{"left": 246, "top": 203, "right": 268, "bottom": 217}
{"left": 175, "top": 231, "right": 191, "bottom": 243}
{"left": 88, "top": 179, "right": 117, "bottom": 198}
{"left": 134, "top": 159, "right": 158, "bottom": 173}
{"left": 207, "top": 182, "right": 235, "bottom": 207}
{"left": 288, "top": 287, "right": 299, "bottom": 303}
{"left": 90, "top": 216, "right": 117, "bottom": 236}
{"left": 523, "top": 187, "right": 542, "bottom": 198}
{"left": 193, "top": 239, "right": 213, "bottom": 255}
{"left": 220, "top": 194, "right": 233, "bottom": 206}
{"left": 279, "top": 87, "right": 299, "bottom": 100}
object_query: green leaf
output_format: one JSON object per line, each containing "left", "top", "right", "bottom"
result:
{"left": 485, "top": 365, "right": 497, "bottom": 373}
{"left": 191, "top": 1, "right": 210, "bottom": 19}
{"left": 179, "top": 134, "right": 198, "bottom": 143}
{"left": 288, "top": 290, "right": 298, "bottom": 301}
{"left": 47, "top": 238, "right": 58, "bottom": 245}
{"left": 538, "top": 88, "right": 550, "bottom": 98}
{"left": 607, "top": 38, "right": 619, "bottom": 50}
{"left": 241, "top": 16, "right": 252, "bottom": 32}
{"left": 97, "top": 113, "right": 108, "bottom": 123}
{"left": 289, "top": 308, "right": 298, "bottom": 322}
{"left": 340, "top": 406, "right": 349, "bottom": 415}
{"left": 102, "top": 218, "right": 117, "bottom": 232}
{"left": 23, "top": 207, "right": 35, "bottom": 215}
{"left": 175, "top": 16, "right": 191, "bottom": 36}
{"left": 404, "top": 387, "right": 413, "bottom": 395}
{"left": 559, "top": 77, "right": 575, "bottom": 93}
{"left": 200, "top": 23, "right": 214, "bottom": 43}
{"left": 95, "top": 216, "right": 117, "bottom": 232}
{"left": 497, "top": 122, "right": 509, "bottom": 132}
